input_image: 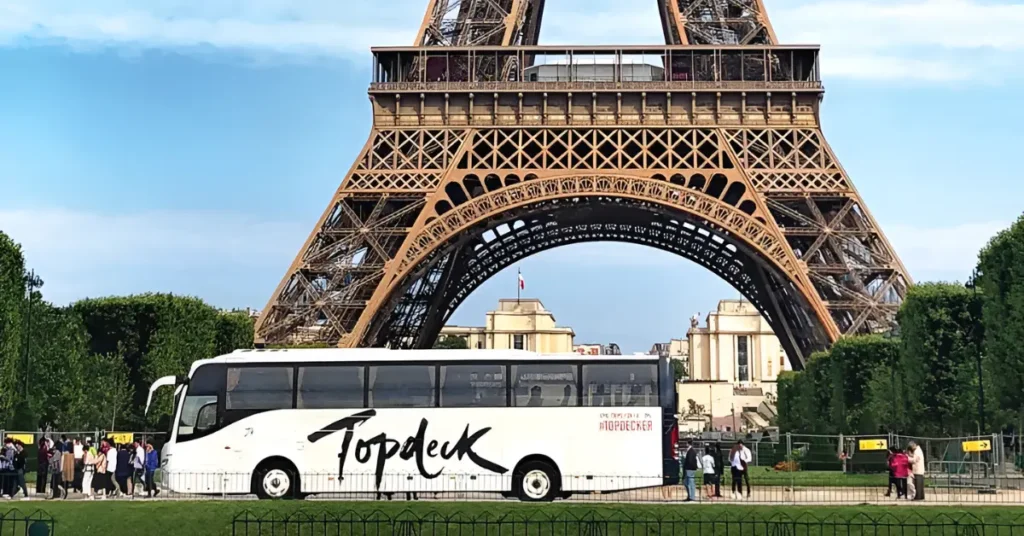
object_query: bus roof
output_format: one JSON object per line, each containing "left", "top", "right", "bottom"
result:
{"left": 187, "top": 348, "right": 659, "bottom": 375}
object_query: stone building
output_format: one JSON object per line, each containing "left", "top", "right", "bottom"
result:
{"left": 440, "top": 299, "right": 575, "bottom": 353}
{"left": 677, "top": 299, "right": 787, "bottom": 432}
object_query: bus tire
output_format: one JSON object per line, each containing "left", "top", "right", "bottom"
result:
{"left": 252, "top": 459, "right": 300, "bottom": 500}
{"left": 513, "top": 460, "right": 559, "bottom": 502}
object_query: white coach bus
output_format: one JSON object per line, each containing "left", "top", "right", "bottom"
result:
{"left": 146, "top": 348, "right": 680, "bottom": 501}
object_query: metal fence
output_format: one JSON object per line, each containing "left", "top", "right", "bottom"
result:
{"left": 15, "top": 468, "right": 1011, "bottom": 505}
{"left": 0, "top": 509, "right": 55, "bottom": 536}
{"left": 230, "top": 510, "right": 1024, "bottom": 536}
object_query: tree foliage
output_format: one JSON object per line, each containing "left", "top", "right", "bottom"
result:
{"left": 0, "top": 231, "right": 26, "bottom": 423}
{"left": 433, "top": 334, "right": 469, "bottom": 349}
{"left": 72, "top": 294, "right": 221, "bottom": 428}
{"left": 22, "top": 297, "right": 91, "bottom": 429}
{"left": 977, "top": 214, "right": 1024, "bottom": 428}
{"left": 215, "top": 312, "right": 255, "bottom": 355}
{"left": 897, "top": 282, "right": 983, "bottom": 436}
{"left": 827, "top": 335, "right": 900, "bottom": 435}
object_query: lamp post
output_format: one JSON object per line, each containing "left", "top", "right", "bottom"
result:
{"left": 967, "top": 268, "right": 986, "bottom": 434}
{"left": 22, "top": 269, "right": 43, "bottom": 397}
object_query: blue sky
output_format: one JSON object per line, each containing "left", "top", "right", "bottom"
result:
{"left": 1, "top": 0, "right": 1022, "bottom": 352}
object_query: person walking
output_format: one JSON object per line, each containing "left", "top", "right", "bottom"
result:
{"left": 133, "top": 441, "right": 146, "bottom": 496}
{"left": 890, "top": 447, "right": 910, "bottom": 499}
{"left": 34, "top": 437, "right": 49, "bottom": 496}
{"left": 884, "top": 447, "right": 897, "bottom": 497}
{"left": 712, "top": 443, "right": 724, "bottom": 498}
{"left": 82, "top": 441, "right": 97, "bottom": 499}
{"left": 738, "top": 440, "right": 752, "bottom": 498}
{"left": 103, "top": 440, "right": 118, "bottom": 497}
{"left": 0, "top": 438, "right": 15, "bottom": 498}
{"left": 48, "top": 442, "right": 65, "bottom": 499}
{"left": 61, "top": 439, "right": 75, "bottom": 494}
{"left": 116, "top": 444, "right": 132, "bottom": 496}
{"left": 682, "top": 440, "right": 699, "bottom": 502}
{"left": 728, "top": 443, "right": 744, "bottom": 500}
{"left": 12, "top": 441, "right": 30, "bottom": 500}
{"left": 144, "top": 441, "right": 160, "bottom": 497}
{"left": 701, "top": 447, "right": 717, "bottom": 499}
{"left": 95, "top": 442, "right": 108, "bottom": 499}
{"left": 909, "top": 441, "right": 926, "bottom": 501}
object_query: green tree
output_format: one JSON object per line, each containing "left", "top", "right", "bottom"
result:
{"left": 977, "top": 214, "right": 1024, "bottom": 429}
{"left": 827, "top": 335, "right": 900, "bottom": 434}
{"left": 214, "top": 312, "right": 255, "bottom": 355}
{"left": 0, "top": 231, "right": 26, "bottom": 424}
{"left": 73, "top": 294, "right": 220, "bottom": 429}
{"left": 897, "top": 282, "right": 983, "bottom": 436}
{"left": 78, "top": 351, "right": 132, "bottom": 431}
{"left": 776, "top": 350, "right": 835, "bottom": 433}
{"left": 22, "top": 299, "right": 92, "bottom": 429}
{"left": 433, "top": 334, "right": 469, "bottom": 349}
{"left": 670, "top": 359, "right": 687, "bottom": 382}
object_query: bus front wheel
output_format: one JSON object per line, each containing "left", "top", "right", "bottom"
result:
{"left": 513, "top": 460, "right": 559, "bottom": 502}
{"left": 253, "top": 459, "right": 299, "bottom": 500}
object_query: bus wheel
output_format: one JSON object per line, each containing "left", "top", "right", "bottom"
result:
{"left": 514, "top": 460, "right": 559, "bottom": 502}
{"left": 253, "top": 460, "right": 298, "bottom": 500}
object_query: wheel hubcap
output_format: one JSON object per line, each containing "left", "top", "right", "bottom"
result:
{"left": 523, "top": 470, "right": 551, "bottom": 499}
{"left": 263, "top": 469, "right": 291, "bottom": 498}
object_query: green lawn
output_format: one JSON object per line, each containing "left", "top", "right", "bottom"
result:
{"left": 736, "top": 469, "right": 889, "bottom": 487}
{"left": 3, "top": 502, "right": 1022, "bottom": 536}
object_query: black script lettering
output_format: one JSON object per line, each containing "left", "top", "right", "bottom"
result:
{"left": 309, "top": 413, "right": 508, "bottom": 490}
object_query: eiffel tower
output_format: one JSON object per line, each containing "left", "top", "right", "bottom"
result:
{"left": 254, "top": 0, "right": 911, "bottom": 368}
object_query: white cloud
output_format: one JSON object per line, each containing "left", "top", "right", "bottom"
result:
{"left": 1, "top": 0, "right": 1022, "bottom": 81}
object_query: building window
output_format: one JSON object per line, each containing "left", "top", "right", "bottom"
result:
{"left": 297, "top": 366, "right": 363, "bottom": 409}
{"left": 767, "top": 358, "right": 773, "bottom": 378}
{"left": 737, "top": 336, "right": 750, "bottom": 382}
{"left": 513, "top": 334, "right": 525, "bottom": 350}
{"left": 440, "top": 364, "right": 507, "bottom": 407}
{"left": 369, "top": 365, "right": 436, "bottom": 408}
{"left": 582, "top": 364, "right": 659, "bottom": 407}
{"left": 476, "top": 341, "right": 484, "bottom": 349}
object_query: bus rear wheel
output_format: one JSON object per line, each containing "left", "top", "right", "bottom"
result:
{"left": 513, "top": 460, "right": 559, "bottom": 502}
{"left": 253, "top": 460, "right": 299, "bottom": 500}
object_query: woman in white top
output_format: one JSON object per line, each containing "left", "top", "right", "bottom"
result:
{"left": 105, "top": 444, "right": 118, "bottom": 497}
{"left": 701, "top": 448, "right": 717, "bottom": 499}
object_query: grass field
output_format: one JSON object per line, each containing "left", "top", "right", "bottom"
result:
{"left": 3, "top": 501, "right": 1022, "bottom": 536}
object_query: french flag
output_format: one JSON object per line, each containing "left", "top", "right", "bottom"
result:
{"left": 518, "top": 270, "right": 525, "bottom": 290}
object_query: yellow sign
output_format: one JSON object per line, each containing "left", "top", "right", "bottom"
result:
{"left": 858, "top": 439, "right": 888, "bottom": 451}
{"left": 962, "top": 440, "right": 991, "bottom": 452}
{"left": 6, "top": 433, "right": 34, "bottom": 445}
{"left": 109, "top": 432, "right": 134, "bottom": 445}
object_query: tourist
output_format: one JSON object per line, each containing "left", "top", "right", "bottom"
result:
{"left": 94, "top": 441, "right": 108, "bottom": 499}
{"left": 144, "top": 441, "right": 160, "bottom": 497}
{"left": 83, "top": 440, "right": 98, "bottom": 499}
{"left": 47, "top": 441, "right": 65, "bottom": 499}
{"left": 35, "top": 437, "right": 49, "bottom": 495}
{"left": 909, "top": 441, "right": 925, "bottom": 501}
{"left": 61, "top": 438, "right": 75, "bottom": 494}
{"left": 729, "top": 442, "right": 745, "bottom": 499}
{"left": 12, "top": 441, "right": 30, "bottom": 500}
{"left": 116, "top": 443, "right": 133, "bottom": 496}
{"left": 133, "top": 440, "right": 146, "bottom": 495}
{"left": 682, "top": 440, "right": 699, "bottom": 502}
{"left": 884, "top": 447, "right": 897, "bottom": 497}
{"left": 712, "top": 443, "right": 724, "bottom": 498}
{"left": 701, "top": 447, "right": 717, "bottom": 499}
{"left": 889, "top": 447, "right": 910, "bottom": 499}
{"left": 0, "top": 437, "right": 15, "bottom": 498}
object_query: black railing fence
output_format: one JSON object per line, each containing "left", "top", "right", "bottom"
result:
{"left": 0, "top": 509, "right": 55, "bottom": 536}
{"left": 231, "top": 510, "right": 1024, "bottom": 536}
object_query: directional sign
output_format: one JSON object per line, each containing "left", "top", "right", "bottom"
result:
{"left": 859, "top": 439, "right": 888, "bottom": 451}
{"left": 962, "top": 440, "right": 991, "bottom": 452}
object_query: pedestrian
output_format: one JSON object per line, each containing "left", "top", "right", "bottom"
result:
{"left": 116, "top": 444, "right": 132, "bottom": 496}
{"left": 909, "top": 441, "right": 925, "bottom": 500}
{"left": 738, "top": 440, "right": 752, "bottom": 497}
{"left": 0, "top": 437, "right": 15, "bottom": 498}
{"left": 48, "top": 442, "right": 65, "bottom": 499}
{"left": 144, "top": 441, "right": 160, "bottom": 497}
{"left": 682, "top": 440, "right": 699, "bottom": 502}
{"left": 83, "top": 440, "right": 97, "bottom": 499}
{"left": 95, "top": 441, "right": 108, "bottom": 499}
{"left": 712, "top": 443, "right": 724, "bottom": 498}
{"left": 35, "top": 437, "right": 49, "bottom": 495}
{"left": 890, "top": 447, "right": 910, "bottom": 499}
{"left": 12, "top": 441, "right": 30, "bottom": 500}
{"left": 701, "top": 447, "right": 717, "bottom": 499}
{"left": 103, "top": 439, "right": 118, "bottom": 497}
{"left": 133, "top": 440, "right": 146, "bottom": 495}
{"left": 729, "top": 441, "right": 752, "bottom": 500}
{"left": 61, "top": 438, "right": 75, "bottom": 493}
{"left": 73, "top": 438, "right": 84, "bottom": 493}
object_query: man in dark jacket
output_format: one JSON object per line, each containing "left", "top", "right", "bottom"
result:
{"left": 682, "top": 440, "right": 699, "bottom": 502}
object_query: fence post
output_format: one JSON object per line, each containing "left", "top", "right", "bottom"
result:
{"left": 786, "top": 432, "right": 794, "bottom": 504}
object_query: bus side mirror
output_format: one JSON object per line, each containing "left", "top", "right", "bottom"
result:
{"left": 145, "top": 376, "right": 179, "bottom": 416}
{"left": 195, "top": 403, "right": 217, "bottom": 432}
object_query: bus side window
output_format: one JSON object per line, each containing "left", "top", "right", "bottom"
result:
{"left": 226, "top": 367, "right": 294, "bottom": 410}
{"left": 511, "top": 364, "right": 577, "bottom": 407}
{"left": 440, "top": 364, "right": 507, "bottom": 407}
{"left": 297, "top": 366, "right": 364, "bottom": 409}
{"left": 177, "top": 364, "right": 224, "bottom": 441}
{"left": 582, "top": 364, "right": 659, "bottom": 407}
{"left": 369, "top": 365, "right": 436, "bottom": 408}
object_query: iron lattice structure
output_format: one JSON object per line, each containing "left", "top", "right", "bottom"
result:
{"left": 254, "top": 0, "right": 911, "bottom": 368}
